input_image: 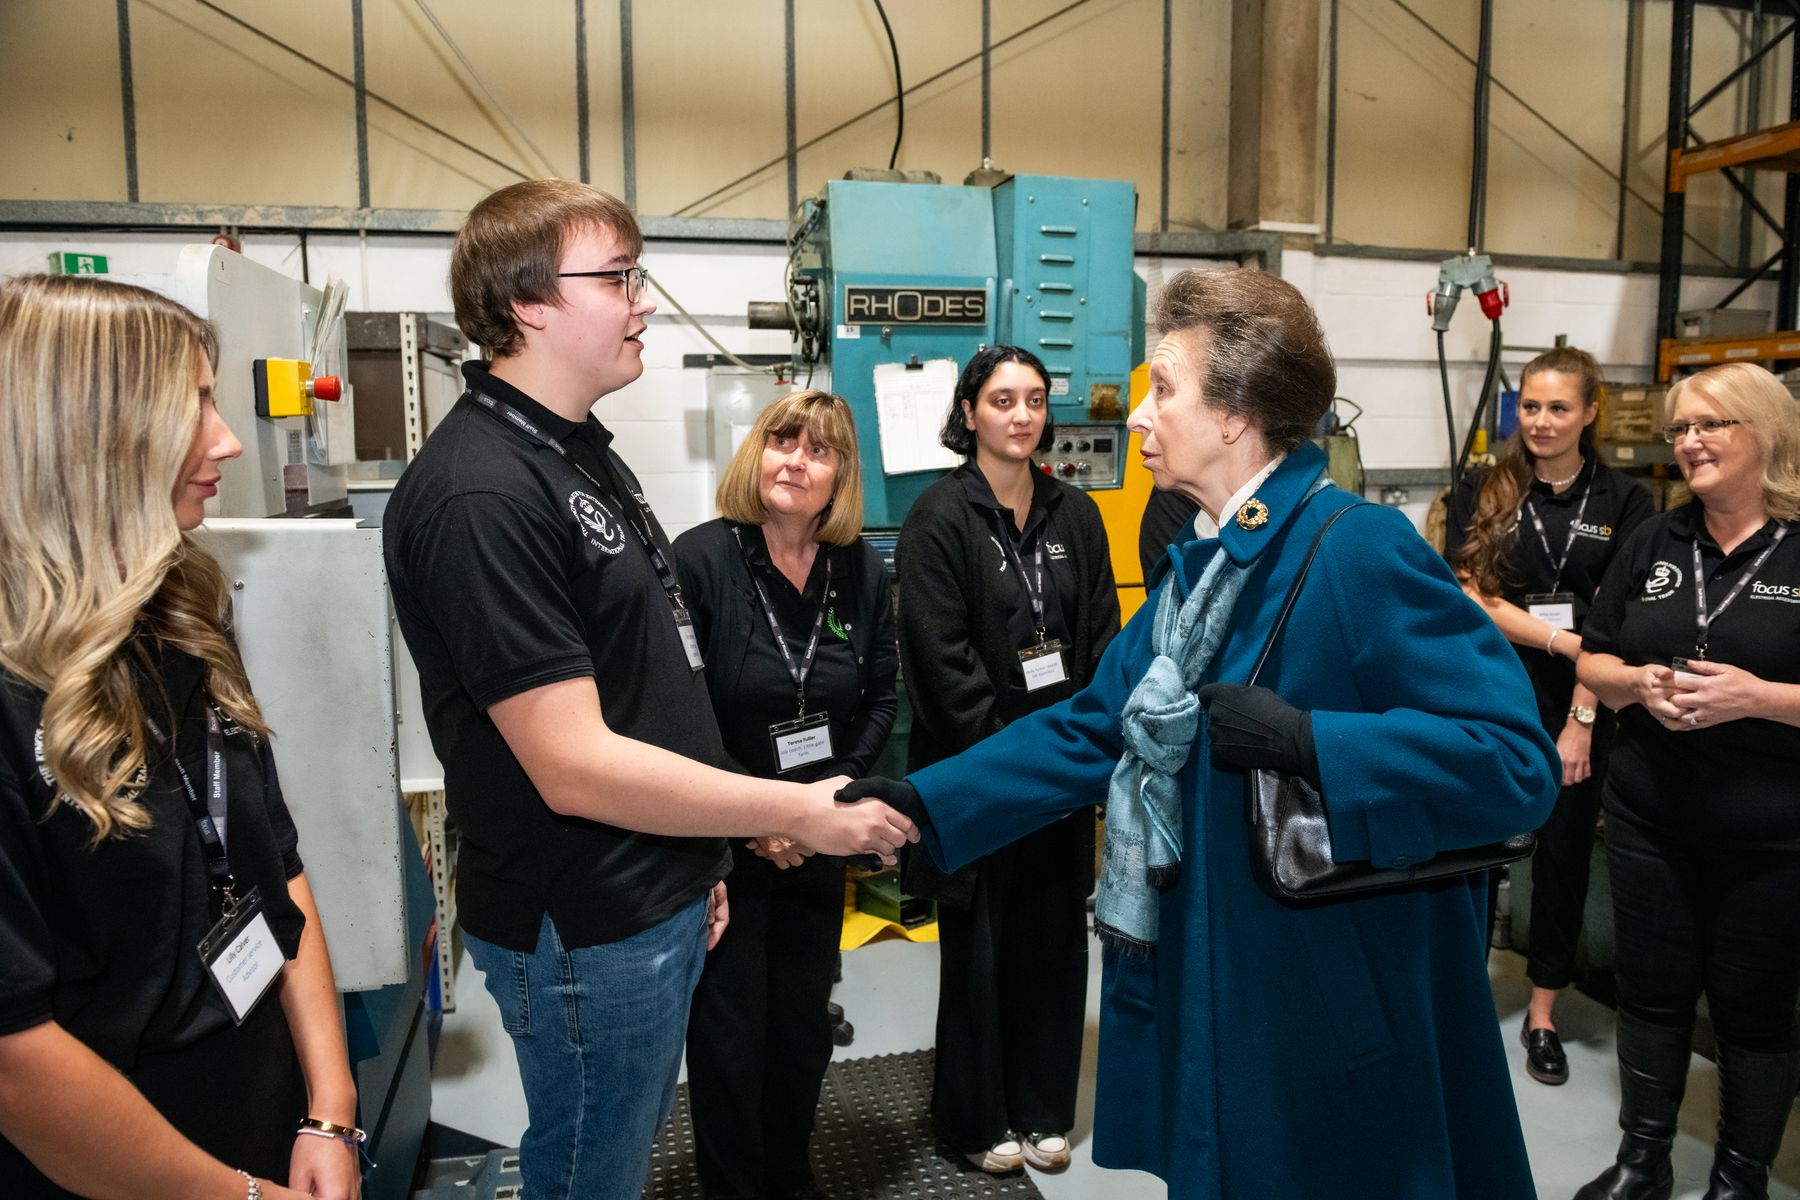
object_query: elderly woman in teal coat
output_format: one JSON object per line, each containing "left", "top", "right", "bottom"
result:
{"left": 843, "top": 267, "right": 1559, "bottom": 1199}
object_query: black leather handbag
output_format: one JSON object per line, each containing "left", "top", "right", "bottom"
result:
{"left": 1242, "top": 503, "right": 1536, "bottom": 902}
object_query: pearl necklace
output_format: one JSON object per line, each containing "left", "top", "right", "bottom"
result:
{"left": 1535, "top": 458, "right": 1583, "bottom": 489}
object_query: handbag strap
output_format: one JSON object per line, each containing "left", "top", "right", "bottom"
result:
{"left": 1245, "top": 500, "right": 1369, "bottom": 687}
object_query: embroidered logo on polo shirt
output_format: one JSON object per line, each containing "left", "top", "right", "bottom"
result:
{"left": 33, "top": 724, "right": 149, "bottom": 812}
{"left": 1571, "top": 521, "right": 1614, "bottom": 541}
{"left": 1044, "top": 540, "right": 1069, "bottom": 559}
{"left": 1640, "top": 560, "right": 1683, "bottom": 602}
{"left": 1750, "top": 580, "right": 1800, "bottom": 603}
{"left": 568, "top": 491, "right": 626, "bottom": 556}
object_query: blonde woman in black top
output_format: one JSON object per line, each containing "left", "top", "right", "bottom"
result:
{"left": 1576, "top": 362, "right": 1800, "bottom": 1200}
{"left": 674, "top": 391, "right": 898, "bottom": 1200}
{"left": 0, "top": 275, "right": 359, "bottom": 1200}
{"left": 1446, "top": 346, "right": 1653, "bottom": 1087}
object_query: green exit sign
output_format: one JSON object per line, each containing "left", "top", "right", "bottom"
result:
{"left": 50, "top": 251, "right": 109, "bottom": 275}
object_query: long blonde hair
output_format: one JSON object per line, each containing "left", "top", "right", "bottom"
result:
{"left": 1665, "top": 363, "right": 1800, "bottom": 522}
{"left": 0, "top": 274, "right": 268, "bottom": 840}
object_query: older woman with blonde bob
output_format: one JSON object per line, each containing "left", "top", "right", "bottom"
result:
{"left": 0, "top": 275, "right": 359, "bottom": 1200}
{"left": 673, "top": 390, "right": 897, "bottom": 1200}
{"left": 1576, "top": 362, "right": 1800, "bottom": 1200}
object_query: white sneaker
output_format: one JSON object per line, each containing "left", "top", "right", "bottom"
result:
{"left": 1021, "top": 1131, "right": 1072, "bottom": 1170}
{"left": 965, "top": 1133, "right": 1025, "bottom": 1173}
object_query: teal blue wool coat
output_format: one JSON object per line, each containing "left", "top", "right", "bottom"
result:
{"left": 909, "top": 445, "right": 1559, "bottom": 1200}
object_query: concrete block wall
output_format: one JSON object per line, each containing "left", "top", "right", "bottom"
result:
{"left": 1, "top": 230, "right": 1765, "bottom": 537}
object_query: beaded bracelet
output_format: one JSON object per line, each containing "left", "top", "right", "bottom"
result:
{"left": 236, "top": 1169, "right": 263, "bottom": 1200}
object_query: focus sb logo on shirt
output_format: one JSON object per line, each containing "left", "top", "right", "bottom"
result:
{"left": 1751, "top": 579, "right": 1800, "bottom": 603}
{"left": 569, "top": 491, "right": 626, "bottom": 556}
{"left": 1640, "top": 560, "right": 1684, "bottom": 602}
{"left": 1571, "top": 521, "right": 1614, "bottom": 542}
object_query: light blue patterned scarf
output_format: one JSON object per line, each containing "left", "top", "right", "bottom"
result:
{"left": 1095, "top": 474, "right": 1327, "bottom": 954}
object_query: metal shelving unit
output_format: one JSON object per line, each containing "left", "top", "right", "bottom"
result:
{"left": 1656, "top": 1, "right": 1800, "bottom": 379}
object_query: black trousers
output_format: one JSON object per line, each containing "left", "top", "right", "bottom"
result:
{"left": 1524, "top": 769, "right": 1605, "bottom": 990}
{"left": 686, "top": 858, "right": 845, "bottom": 1199}
{"left": 1605, "top": 793, "right": 1800, "bottom": 1053}
{"left": 932, "top": 817, "right": 1090, "bottom": 1152}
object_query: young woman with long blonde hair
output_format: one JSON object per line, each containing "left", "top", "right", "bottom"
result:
{"left": 0, "top": 274, "right": 360, "bottom": 1200}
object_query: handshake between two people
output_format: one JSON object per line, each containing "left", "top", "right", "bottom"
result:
{"left": 745, "top": 776, "right": 927, "bottom": 869}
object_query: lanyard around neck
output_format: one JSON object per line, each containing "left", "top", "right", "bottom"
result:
{"left": 1690, "top": 524, "right": 1786, "bottom": 658}
{"left": 990, "top": 513, "right": 1048, "bottom": 641}
{"left": 1521, "top": 467, "right": 1594, "bottom": 592}
{"left": 145, "top": 704, "right": 236, "bottom": 903}
{"left": 733, "top": 528, "right": 832, "bottom": 716}
{"left": 471, "top": 391, "right": 688, "bottom": 612}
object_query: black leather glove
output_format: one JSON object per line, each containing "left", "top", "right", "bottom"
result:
{"left": 834, "top": 776, "right": 931, "bottom": 830}
{"left": 835, "top": 777, "right": 930, "bottom": 872}
{"left": 1196, "top": 682, "right": 1321, "bottom": 791}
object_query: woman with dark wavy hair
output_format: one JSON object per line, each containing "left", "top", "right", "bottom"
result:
{"left": 0, "top": 275, "right": 360, "bottom": 1200}
{"left": 1445, "top": 347, "right": 1653, "bottom": 1087}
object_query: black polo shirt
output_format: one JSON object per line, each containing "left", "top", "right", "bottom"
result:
{"left": 1445, "top": 461, "right": 1654, "bottom": 728}
{"left": 383, "top": 362, "right": 731, "bottom": 952}
{"left": 0, "top": 639, "right": 305, "bottom": 1060}
{"left": 957, "top": 463, "right": 1078, "bottom": 674}
{"left": 1583, "top": 502, "right": 1800, "bottom": 846}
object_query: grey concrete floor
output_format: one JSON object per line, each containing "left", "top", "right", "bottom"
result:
{"left": 428, "top": 934, "right": 1800, "bottom": 1198}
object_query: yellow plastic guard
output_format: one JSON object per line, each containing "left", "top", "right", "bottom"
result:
{"left": 255, "top": 357, "right": 314, "bottom": 419}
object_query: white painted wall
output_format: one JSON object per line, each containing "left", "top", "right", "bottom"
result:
{"left": 4, "top": 230, "right": 1751, "bottom": 537}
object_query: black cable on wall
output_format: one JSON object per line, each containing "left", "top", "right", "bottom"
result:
{"left": 872, "top": 0, "right": 905, "bottom": 170}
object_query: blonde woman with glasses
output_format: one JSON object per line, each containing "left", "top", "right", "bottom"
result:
{"left": 1577, "top": 362, "right": 1800, "bottom": 1200}
{"left": 0, "top": 275, "right": 359, "bottom": 1200}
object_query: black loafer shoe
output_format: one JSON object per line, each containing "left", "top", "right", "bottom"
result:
{"left": 1521, "top": 1022, "right": 1569, "bottom": 1086}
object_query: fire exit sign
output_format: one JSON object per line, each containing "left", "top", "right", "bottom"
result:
{"left": 50, "top": 252, "right": 109, "bottom": 275}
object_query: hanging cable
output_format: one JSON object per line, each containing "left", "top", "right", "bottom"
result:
{"left": 871, "top": 0, "right": 904, "bottom": 170}
{"left": 646, "top": 273, "right": 776, "bottom": 375}
{"left": 1467, "top": 0, "right": 1493, "bottom": 249}
{"left": 1436, "top": 329, "right": 1457, "bottom": 472}
{"left": 412, "top": 0, "right": 560, "bottom": 177}
{"left": 1451, "top": 318, "right": 1504, "bottom": 492}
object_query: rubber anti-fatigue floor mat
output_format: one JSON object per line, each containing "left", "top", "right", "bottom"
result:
{"left": 644, "top": 1048, "right": 1047, "bottom": 1200}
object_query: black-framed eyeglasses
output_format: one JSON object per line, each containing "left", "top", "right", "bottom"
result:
{"left": 556, "top": 265, "right": 648, "bottom": 303}
{"left": 1661, "top": 418, "right": 1743, "bottom": 443}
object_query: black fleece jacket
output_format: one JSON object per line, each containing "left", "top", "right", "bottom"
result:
{"left": 897, "top": 462, "right": 1120, "bottom": 772}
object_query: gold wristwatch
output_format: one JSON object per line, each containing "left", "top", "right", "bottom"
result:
{"left": 1568, "top": 705, "right": 1596, "bottom": 727}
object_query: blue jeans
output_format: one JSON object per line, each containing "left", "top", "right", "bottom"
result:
{"left": 464, "top": 898, "right": 709, "bottom": 1200}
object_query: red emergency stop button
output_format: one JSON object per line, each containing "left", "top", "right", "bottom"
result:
{"left": 307, "top": 375, "right": 343, "bottom": 402}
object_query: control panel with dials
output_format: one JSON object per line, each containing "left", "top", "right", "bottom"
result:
{"left": 1041, "top": 422, "right": 1125, "bottom": 490}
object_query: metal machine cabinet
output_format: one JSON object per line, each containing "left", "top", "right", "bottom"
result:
{"left": 193, "top": 519, "right": 410, "bottom": 989}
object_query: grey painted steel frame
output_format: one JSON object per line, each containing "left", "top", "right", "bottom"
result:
{"left": 577, "top": 0, "right": 591, "bottom": 183}
{"left": 353, "top": 0, "right": 370, "bottom": 211}
{"left": 114, "top": 0, "right": 138, "bottom": 203}
{"left": 621, "top": 0, "right": 637, "bottom": 208}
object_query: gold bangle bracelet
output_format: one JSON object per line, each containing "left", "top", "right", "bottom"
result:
{"left": 297, "top": 1116, "right": 367, "bottom": 1143}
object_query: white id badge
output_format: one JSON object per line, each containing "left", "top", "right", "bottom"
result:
{"left": 1670, "top": 656, "right": 1706, "bottom": 686}
{"left": 197, "top": 886, "right": 283, "bottom": 1025}
{"left": 674, "top": 609, "right": 704, "bottom": 671}
{"left": 770, "top": 711, "right": 833, "bottom": 773}
{"left": 1019, "top": 640, "right": 1069, "bottom": 692}
{"left": 1526, "top": 592, "right": 1577, "bottom": 631}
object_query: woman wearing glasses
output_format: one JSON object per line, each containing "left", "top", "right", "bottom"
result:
{"left": 1576, "top": 362, "right": 1800, "bottom": 1200}
{"left": 1444, "top": 347, "right": 1653, "bottom": 1087}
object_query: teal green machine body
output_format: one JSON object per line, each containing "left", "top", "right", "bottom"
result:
{"left": 792, "top": 173, "right": 1145, "bottom": 529}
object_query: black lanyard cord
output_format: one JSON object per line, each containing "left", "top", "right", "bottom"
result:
{"left": 991, "top": 514, "right": 1049, "bottom": 642}
{"left": 734, "top": 528, "right": 831, "bottom": 715}
{"left": 471, "top": 391, "right": 689, "bottom": 611}
{"left": 1691, "top": 523, "right": 1788, "bottom": 658}
{"left": 145, "top": 705, "right": 236, "bottom": 902}
{"left": 1522, "top": 467, "right": 1595, "bottom": 593}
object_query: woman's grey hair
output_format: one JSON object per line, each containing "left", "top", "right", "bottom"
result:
{"left": 1150, "top": 268, "right": 1336, "bottom": 453}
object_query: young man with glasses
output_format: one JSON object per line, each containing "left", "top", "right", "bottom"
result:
{"left": 382, "top": 180, "right": 915, "bottom": 1200}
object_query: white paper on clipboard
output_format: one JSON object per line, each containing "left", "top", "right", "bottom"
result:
{"left": 873, "top": 359, "right": 962, "bottom": 475}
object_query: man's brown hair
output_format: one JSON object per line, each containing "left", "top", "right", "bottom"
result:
{"left": 450, "top": 179, "right": 643, "bottom": 359}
